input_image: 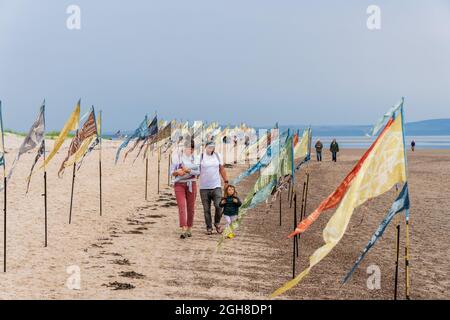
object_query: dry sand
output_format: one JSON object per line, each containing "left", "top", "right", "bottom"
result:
{"left": 0, "top": 134, "right": 448, "bottom": 300}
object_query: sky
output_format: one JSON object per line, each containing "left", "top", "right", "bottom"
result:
{"left": 1, "top": 0, "right": 450, "bottom": 132}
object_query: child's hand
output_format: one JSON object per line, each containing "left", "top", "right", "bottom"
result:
{"left": 232, "top": 198, "right": 238, "bottom": 203}
{"left": 183, "top": 167, "right": 191, "bottom": 174}
{"left": 220, "top": 199, "right": 226, "bottom": 205}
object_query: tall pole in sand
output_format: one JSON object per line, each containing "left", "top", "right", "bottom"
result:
{"left": 68, "top": 159, "right": 77, "bottom": 224}
{"left": 98, "top": 110, "right": 103, "bottom": 216}
{"left": 0, "top": 101, "right": 7, "bottom": 272}
{"left": 167, "top": 152, "right": 171, "bottom": 186}
{"left": 145, "top": 152, "right": 149, "bottom": 201}
{"left": 394, "top": 224, "right": 401, "bottom": 300}
{"left": 400, "top": 99, "right": 411, "bottom": 300}
{"left": 43, "top": 102, "right": 48, "bottom": 247}
{"left": 157, "top": 146, "right": 161, "bottom": 194}
{"left": 292, "top": 192, "right": 297, "bottom": 278}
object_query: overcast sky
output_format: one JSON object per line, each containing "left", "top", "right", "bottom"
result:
{"left": 1, "top": 0, "right": 450, "bottom": 132}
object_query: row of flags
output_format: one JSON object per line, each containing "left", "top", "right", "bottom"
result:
{"left": 271, "top": 98, "right": 410, "bottom": 297}
{"left": 0, "top": 99, "right": 102, "bottom": 193}
{"left": 219, "top": 128, "right": 312, "bottom": 246}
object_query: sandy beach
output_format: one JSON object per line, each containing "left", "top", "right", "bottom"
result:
{"left": 0, "top": 134, "right": 448, "bottom": 300}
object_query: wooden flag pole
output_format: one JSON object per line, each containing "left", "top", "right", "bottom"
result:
{"left": 3, "top": 176, "right": 6, "bottom": 272}
{"left": 405, "top": 219, "right": 411, "bottom": 300}
{"left": 394, "top": 224, "right": 401, "bottom": 300}
{"left": 304, "top": 173, "right": 310, "bottom": 217}
{"left": 145, "top": 154, "right": 149, "bottom": 200}
{"left": 167, "top": 153, "right": 171, "bottom": 186}
{"left": 1, "top": 101, "right": 7, "bottom": 272}
{"left": 292, "top": 192, "right": 297, "bottom": 278}
{"left": 279, "top": 191, "right": 282, "bottom": 226}
{"left": 43, "top": 105, "right": 48, "bottom": 247}
{"left": 99, "top": 110, "right": 103, "bottom": 217}
{"left": 68, "top": 163, "right": 76, "bottom": 224}
{"left": 44, "top": 171, "right": 48, "bottom": 247}
{"left": 157, "top": 146, "right": 161, "bottom": 194}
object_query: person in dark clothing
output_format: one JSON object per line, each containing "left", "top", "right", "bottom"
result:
{"left": 315, "top": 139, "right": 323, "bottom": 162}
{"left": 411, "top": 140, "right": 416, "bottom": 152}
{"left": 330, "top": 139, "right": 339, "bottom": 162}
{"left": 219, "top": 185, "right": 242, "bottom": 239}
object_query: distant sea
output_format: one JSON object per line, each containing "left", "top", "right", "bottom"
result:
{"left": 316, "top": 136, "right": 450, "bottom": 149}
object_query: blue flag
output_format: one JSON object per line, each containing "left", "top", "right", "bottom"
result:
{"left": 115, "top": 116, "right": 149, "bottom": 164}
{"left": 342, "top": 183, "right": 410, "bottom": 283}
{"left": 233, "top": 131, "right": 288, "bottom": 185}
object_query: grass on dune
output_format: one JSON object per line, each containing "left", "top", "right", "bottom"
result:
{"left": 5, "top": 129, "right": 75, "bottom": 139}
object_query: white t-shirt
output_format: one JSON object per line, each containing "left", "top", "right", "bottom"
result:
{"left": 199, "top": 152, "right": 223, "bottom": 190}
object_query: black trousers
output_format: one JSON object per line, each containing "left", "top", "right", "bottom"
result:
{"left": 316, "top": 151, "right": 322, "bottom": 162}
{"left": 200, "top": 187, "right": 223, "bottom": 230}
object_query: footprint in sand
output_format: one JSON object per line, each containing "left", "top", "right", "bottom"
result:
{"left": 123, "top": 230, "right": 144, "bottom": 235}
{"left": 112, "top": 259, "right": 132, "bottom": 266}
{"left": 119, "top": 271, "right": 146, "bottom": 279}
{"left": 146, "top": 214, "right": 165, "bottom": 219}
{"left": 101, "top": 252, "right": 123, "bottom": 257}
{"left": 102, "top": 282, "right": 135, "bottom": 290}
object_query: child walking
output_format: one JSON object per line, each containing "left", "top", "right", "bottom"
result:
{"left": 219, "top": 185, "right": 242, "bottom": 239}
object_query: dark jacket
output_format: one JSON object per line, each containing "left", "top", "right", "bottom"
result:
{"left": 219, "top": 196, "right": 242, "bottom": 216}
{"left": 330, "top": 142, "right": 339, "bottom": 153}
{"left": 315, "top": 141, "right": 323, "bottom": 152}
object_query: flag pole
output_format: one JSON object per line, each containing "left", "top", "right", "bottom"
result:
{"left": 394, "top": 224, "right": 401, "bottom": 300}
{"left": 303, "top": 172, "right": 310, "bottom": 219}
{"left": 167, "top": 152, "right": 171, "bottom": 186}
{"left": 43, "top": 102, "right": 48, "bottom": 247}
{"left": 292, "top": 192, "right": 297, "bottom": 278}
{"left": 99, "top": 110, "right": 103, "bottom": 216}
{"left": 157, "top": 146, "right": 161, "bottom": 194}
{"left": 68, "top": 127, "right": 78, "bottom": 225}
{"left": 279, "top": 191, "right": 282, "bottom": 226}
{"left": 145, "top": 149, "right": 149, "bottom": 201}
{"left": 0, "top": 101, "right": 7, "bottom": 272}
{"left": 400, "top": 98, "right": 411, "bottom": 300}
{"left": 3, "top": 175, "right": 5, "bottom": 273}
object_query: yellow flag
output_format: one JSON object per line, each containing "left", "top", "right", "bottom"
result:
{"left": 271, "top": 114, "right": 407, "bottom": 298}
{"left": 62, "top": 135, "right": 95, "bottom": 168}
{"left": 294, "top": 129, "right": 309, "bottom": 159}
{"left": 41, "top": 100, "right": 80, "bottom": 169}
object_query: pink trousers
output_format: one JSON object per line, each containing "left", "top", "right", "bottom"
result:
{"left": 174, "top": 182, "right": 197, "bottom": 228}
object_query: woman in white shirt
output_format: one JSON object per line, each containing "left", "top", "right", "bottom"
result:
{"left": 199, "top": 141, "right": 229, "bottom": 235}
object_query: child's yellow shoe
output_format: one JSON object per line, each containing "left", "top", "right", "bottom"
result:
{"left": 227, "top": 232, "right": 235, "bottom": 239}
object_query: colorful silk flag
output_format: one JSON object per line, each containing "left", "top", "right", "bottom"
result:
{"left": 115, "top": 115, "right": 149, "bottom": 164}
{"left": 294, "top": 128, "right": 312, "bottom": 170}
{"left": 343, "top": 183, "right": 410, "bottom": 283}
{"left": 271, "top": 112, "right": 407, "bottom": 298}
{"left": 58, "top": 107, "right": 97, "bottom": 176}
{"left": 26, "top": 140, "right": 45, "bottom": 193}
{"left": 233, "top": 131, "right": 288, "bottom": 185}
{"left": 76, "top": 111, "right": 102, "bottom": 171}
{"left": 367, "top": 98, "right": 403, "bottom": 137}
{"left": 132, "top": 115, "right": 159, "bottom": 160}
{"left": 219, "top": 135, "right": 294, "bottom": 245}
{"left": 8, "top": 102, "right": 45, "bottom": 181}
{"left": 42, "top": 100, "right": 80, "bottom": 169}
